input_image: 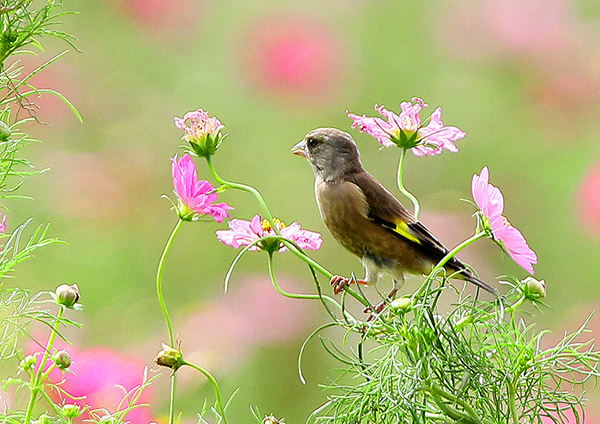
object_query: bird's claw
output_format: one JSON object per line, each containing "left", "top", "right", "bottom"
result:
{"left": 330, "top": 275, "right": 350, "bottom": 295}
{"left": 363, "top": 288, "right": 399, "bottom": 320}
{"left": 330, "top": 275, "right": 368, "bottom": 295}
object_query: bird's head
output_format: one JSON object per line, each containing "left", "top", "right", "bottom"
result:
{"left": 291, "top": 128, "right": 364, "bottom": 182}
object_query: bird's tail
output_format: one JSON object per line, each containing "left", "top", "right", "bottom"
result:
{"left": 459, "top": 268, "right": 497, "bottom": 296}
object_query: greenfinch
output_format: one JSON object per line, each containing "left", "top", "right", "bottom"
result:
{"left": 291, "top": 128, "right": 495, "bottom": 298}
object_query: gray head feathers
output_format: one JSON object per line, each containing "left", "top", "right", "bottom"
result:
{"left": 294, "top": 128, "right": 364, "bottom": 182}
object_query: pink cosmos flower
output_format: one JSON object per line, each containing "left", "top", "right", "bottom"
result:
{"left": 216, "top": 215, "right": 322, "bottom": 253}
{"left": 472, "top": 166, "right": 537, "bottom": 274}
{"left": 347, "top": 98, "right": 466, "bottom": 156}
{"left": 173, "top": 109, "right": 224, "bottom": 157}
{"left": 0, "top": 213, "right": 6, "bottom": 232}
{"left": 171, "top": 154, "right": 232, "bottom": 222}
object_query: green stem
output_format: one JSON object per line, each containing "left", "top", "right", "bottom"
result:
{"left": 428, "top": 382, "right": 484, "bottom": 424}
{"left": 267, "top": 252, "right": 357, "bottom": 324}
{"left": 156, "top": 218, "right": 184, "bottom": 346}
{"left": 206, "top": 156, "right": 370, "bottom": 308}
{"left": 397, "top": 148, "right": 420, "bottom": 219}
{"left": 24, "top": 306, "right": 64, "bottom": 424}
{"left": 414, "top": 231, "right": 487, "bottom": 301}
{"left": 182, "top": 360, "right": 228, "bottom": 424}
{"left": 507, "top": 380, "right": 520, "bottom": 424}
{"left": 505, "top": 295, "right": 526, "bottom": 317}
{"left": 40, "top": 390, "right": 63, "bottom": 416}
{"left": 169, "top": 374, "right": 177, "bottom": 424}
{"left": 156, "top": 218, "right": 184, "bottom": 424}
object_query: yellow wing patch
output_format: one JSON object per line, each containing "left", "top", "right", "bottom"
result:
{"left": 391, "top": 220, "right": 421, "bottom": 244}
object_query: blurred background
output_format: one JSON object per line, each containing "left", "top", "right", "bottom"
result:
{"left": 6, "top": 0, "right": 600, "bottom": 421}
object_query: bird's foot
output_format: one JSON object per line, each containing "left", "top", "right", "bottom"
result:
{"left": 329, "top": 275, "right": 368, "bottom": 295}
{"left": 364, "top": 288, "right": 399, "bottom": 319}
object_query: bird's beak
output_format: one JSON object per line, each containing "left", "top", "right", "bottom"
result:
{"left": 291, "top": 140, "right": 307, "bottom": 158}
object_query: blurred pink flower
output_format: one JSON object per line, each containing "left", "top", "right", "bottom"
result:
{"left": 216, "top": 215, "right": 322, "bottom": 253}
{"left": 472, "top": 166, "right": 537, "bottom": 274}
{"left": 238, "top": 13, "right": 344, "bottom": 100}
{"left": 171, "top": 153, "right": 232, "bottom": 222}
{"left": 174, "top": 109, "right": 224, "bottom": 157}
{"left": 0, "top": 213, "right": 6, "bottom": 233}
{"left": 435, "top": 0, "right": 600, "bottom": 121}
{"left": 113, "top": 0, "right": 204, "bottom": 35}
{"left": 44, "top": 346, "right": 153, "bottom": 424}
{"left": 176, "top": 275, "right": 315, "bottom": 374}
{"left": 348, "top": 98, "right": 466, "bottom": 156}
{"left": 541, "top": 407, "right": 597, "bottom": 423}
{"left": 577, "top": 162, "right": 600, "bottom": 237}
{"left": 436, "top": 0, "right": 576, "bottom": 61}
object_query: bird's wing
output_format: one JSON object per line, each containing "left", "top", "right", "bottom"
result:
{"left": 346, "top": 171, "right": 452, "bottom": 259}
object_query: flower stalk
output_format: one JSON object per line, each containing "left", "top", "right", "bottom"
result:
{"left": 155, "top": 218, "right": 184, "bottom": 424}
{"left": 397, "top": 147, "right": 420, "bottom": 219}
{"left": 182, "top": 360, "right": 229, "bottom": 424}
{"left": 24, "top": 306, "right": 64, "bottom": 424}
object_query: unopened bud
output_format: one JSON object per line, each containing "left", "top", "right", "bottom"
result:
{"left": 32, "top": 414, "right": 51, "bottom": 424}
{"left": 60, "top": 404, "right": 82, "bottom": 419}
{"left": 154, "top": 343, "right": 183, "bottom": 371}
{"left": 390, "top": 297, "right": 412, "bottom": 313}
{"left": 19, "top": 354, "right": 36, "bottom": 372}
{"left": 55, "top": 284, "right": 80, "bottom": 307}
{"left": 523, "top": 277, "right": 546, "bottom": 299}
{"left": 263, "top": 415, "right": 285, "bottom": 424}
{"left": 53, "top": 350, "right": 71, "bottom": 369}
{"left": 0, "top": 121, "right": 10, "bottom": 141}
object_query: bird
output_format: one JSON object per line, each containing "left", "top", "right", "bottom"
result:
{"left": 291, "top": 127, "right": 496, "bottom": 306}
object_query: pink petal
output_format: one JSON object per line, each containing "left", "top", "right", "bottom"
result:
{"left": 471, "top": 166, "right": 504, "bottom": 218}
{"left": 493, "top": 224, "right": 537, "bottom": 274}
{"left": 249, "top": 215, "right": 263, "bottom": 235}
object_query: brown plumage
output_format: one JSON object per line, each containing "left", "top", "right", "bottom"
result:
{"left": 291, "top": 127, "right": 495, "bottom": 295}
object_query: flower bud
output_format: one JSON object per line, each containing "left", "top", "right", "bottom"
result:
{"left": 0, "top": 121, "right": 10, "bottom": 141}
{"left": 263, "top": 415, "right": 285, "bottom": 424}
{"left": 522, "top": 277, "right": 546, "bottom": 300}
{"left": 390, "top": 297, "right": 412, "bottom": 313}
{"left": 55, "top": 284, "right": 80, "bottom": 307}
{"left": 60, "top": 404, "right": 82, "bottom": 419}
{"left": 19, "top": 354, "right": 36, "bottom": 372}
{"left": 32, "top": 414, "right": 51, "bottom": 424}
{"left": 154, "top": 343, "right": 183, "bottom": 371}
{"left": 53, "top": 350, "right": 71, "bottom": 369}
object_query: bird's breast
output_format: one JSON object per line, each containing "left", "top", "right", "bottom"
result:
{"left": 315, "top": 179, "right": 370, "bottom": 257}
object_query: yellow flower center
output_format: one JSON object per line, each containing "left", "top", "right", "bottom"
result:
{"left": 261, "top": 218, "right": 286, "bottom": 232}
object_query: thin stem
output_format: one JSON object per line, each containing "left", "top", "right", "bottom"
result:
{"left": 507, "top": 380, "right": 520, "bottom": 424}
{"left": 267, "top": 253, "right": 357, "bottom": 324}
{"left": 414, "top": 231, "right": 487, "bottom": 301}
{"left": 182, "top": 360, "right": 228, "bottom": 424}
{"left": 155, "top": 218, "right": 184, "bottom": 424}
{"left": 505, "top": 295, "right": 526, "bottom": 317}
{"left": 428, "top": 382, "right": 484, "bottom": 424}
{"left": 169, "top": 374, "right": 177, "bottom": 424}
{"left": 397, "top": 147, "right": 420, "bottom": 219}
{"left": 24, "top": 306, "right": 64, "bottom": 423}
{"left": 156, "top": 218, "right": 184, "bottom": 346}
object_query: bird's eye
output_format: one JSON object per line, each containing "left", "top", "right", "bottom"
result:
{"left": 306, "top": 137, "right": 319, "bottom": 148}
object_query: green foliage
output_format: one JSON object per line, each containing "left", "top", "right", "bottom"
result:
{"left": 305, "top": 280, "right": 599, "bottom": 424}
